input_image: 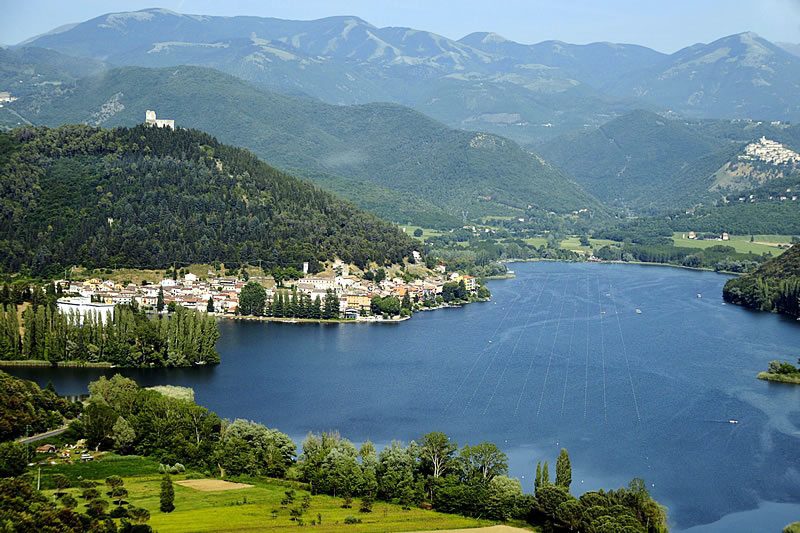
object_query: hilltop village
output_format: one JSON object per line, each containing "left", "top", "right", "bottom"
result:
{"left": 55, "top": 259, "right": 485, "bottom": 323}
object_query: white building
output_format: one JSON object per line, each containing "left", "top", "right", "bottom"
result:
{"left": 145, "top": 110, "right": 175, "bottom": 130}
{"left": 56, "top": 297, "right": 115, "bottom": 324}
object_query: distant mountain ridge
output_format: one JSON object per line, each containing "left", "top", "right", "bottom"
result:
{"left": 777, "top": 42, "right": 800, "bottom": 58}
{"left": 604, "top": 33, "right": 800, "bottom": 121}
{"left": 20, "top": 8, "right": 800, "bottom": 143}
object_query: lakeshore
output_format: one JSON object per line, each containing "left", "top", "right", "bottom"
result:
{"left": 9, "top": 261, "right": 800, "bottom": 530}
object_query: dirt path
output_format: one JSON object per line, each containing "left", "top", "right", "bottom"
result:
{"left": 176, "top": 479, "right": 254, "bottom": 492}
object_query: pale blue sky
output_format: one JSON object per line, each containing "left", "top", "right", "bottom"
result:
{"left": 3, "top": 0, "right": 799, "bottom": 52}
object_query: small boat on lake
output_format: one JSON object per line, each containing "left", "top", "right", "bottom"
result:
{"left": 728, "top": 419, "right": 739, "bottom": 424}
{"left": 635, "top": 308, "right": 642, "bottom": 314}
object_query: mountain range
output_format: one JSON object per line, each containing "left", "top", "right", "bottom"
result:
{"left": 1, "top": 55, "right": 601, "bottom": 225}
{"left": 3, "top": 8, "right": 800, "bottom": 227}
{"left": 19, "top": 8, "right": 800, "bottom": 144}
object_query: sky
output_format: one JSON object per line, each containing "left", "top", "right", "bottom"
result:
{"left": 2, "top": 0, "right": 799, "bottom": 52}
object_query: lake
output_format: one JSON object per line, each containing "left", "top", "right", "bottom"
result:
{"left": 8, "top": 262, "right": 800, "bottom": 531}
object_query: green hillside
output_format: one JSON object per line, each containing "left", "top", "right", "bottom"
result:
{"left": 0, "top": 124, "right": 415, "bottom": 276}
{"left": 537, "top": 110, "right": 727, "bottom": 207}
{"left": 538, "top": 110, "right": 800, "bottom": 210}
{"left": 5, "top": 65, "right": 603, "bottom": 225}
{"left": 723, "top": 243, "right": 800, "bottom": 318}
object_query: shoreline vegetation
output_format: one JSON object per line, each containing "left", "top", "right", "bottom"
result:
{"left": 0, "top": 372, "right": 668, "bottom": 533}
{"left": 0, "top": 303, "right": 220, "bottom": 369}
{"left": 502, "top": 256, "right": 745, "bottom": 276}
{"left": 757, "top": 371, "right": 800, "bottom": 384}
{"left": 0, "top": 360, "right": 113, "bottom": 368}
{"left": 220, "top": 299, "right": 489, "bottom": 324}
{"left": 757, "top": 360, "right": 800, "bottom": 385}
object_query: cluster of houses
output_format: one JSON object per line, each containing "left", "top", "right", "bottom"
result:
{"left": 55, "top": 262, "right": 476, "bottom": 320}
{"left": 739, "top": 137, "right": 800, "bottom": 166}
{"left": 734, "top": 193, "right": 798, "bottom": 203}
{"left": 34, "top": 441, "right": 94, "bottom": 463}
{"left": 0, "top": 91, "right": 17, "bottom": 105}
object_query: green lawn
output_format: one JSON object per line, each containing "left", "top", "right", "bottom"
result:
{"left": 523, "top": 237, "right": 548, "bottom": 248}
{"left": 39, "top": 454, "right": 492, "bottom": 532}
{"left": 671, "top": 233, "right": 791, "bottom": 255}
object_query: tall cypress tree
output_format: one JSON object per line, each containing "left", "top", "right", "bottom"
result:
{"left": 555, "top": 448, "right": 572, "bottom": 490}
{"left": 160, "top": 473, "right": 175, "bottom": 513}
{"left": 540, "top": 461, "right": 550, "bottom": 490}
{"left": 313, "top": 296, "right": 322, "bottom": 319}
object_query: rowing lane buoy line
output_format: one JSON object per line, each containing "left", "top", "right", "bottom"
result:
{"left": 442, "top": 274, "right": 538, "bottom": 415}
{"left": 482, "top": 274, "right": 550, "bottom": 415}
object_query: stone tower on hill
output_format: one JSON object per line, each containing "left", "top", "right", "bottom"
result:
{"left": 144, "top": 110, "right": 175, "bottom": 130}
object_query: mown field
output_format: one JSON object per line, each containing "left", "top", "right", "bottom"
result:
{"left": 671, "top": 233, "right": 792, "bottom": 255}
{"left": 38, "top": 454, "right": 495, "bottom": 533}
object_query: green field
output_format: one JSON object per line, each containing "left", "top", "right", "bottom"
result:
{"left": 401, "top": 225, "right": 447, "bottom": 241}
{"left": 559, "top": 237, "right": 617, "bottom": 253}
{"left": 671, "top": 233, "right": 792, "bottom": 255}
{"left": 522, "top": 236, "right": 615, "bottom": 253}
{"left": 39, "top": 454, "right": 493, "bottom": 533}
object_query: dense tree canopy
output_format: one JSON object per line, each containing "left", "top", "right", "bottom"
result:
{"left": 0, "top": 125, "right": 415, "bottom": 277}
{"left": 0, "top": 302, "right": 219, "bottom": 367}
{"left": 723, "top": 243, "right": 800, "bottom": 318}
{"left": 0, "top": 370, "right": 80, "bottom": 440}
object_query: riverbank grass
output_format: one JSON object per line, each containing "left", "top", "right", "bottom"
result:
{"left": 38, "top": 454, "right": 492, "bottom": 532}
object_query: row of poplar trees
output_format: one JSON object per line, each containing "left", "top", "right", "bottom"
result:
{"left": 0, "top": 302, "right": 219, "bottom": 367}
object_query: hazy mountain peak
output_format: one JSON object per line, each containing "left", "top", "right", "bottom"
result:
{"left": 459, "top": 32, "right": 509, "bottom": 45}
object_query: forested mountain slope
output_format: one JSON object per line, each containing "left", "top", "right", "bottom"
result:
{"left": 4, "top": 64, "right": 603, "bottom": 224}
{"left": 0, "top": 125, "right": 416, "bottom": 276}
{"left": 723, "top": 244, "right": 800, "bottom": 318}
{"left": 538, "top": 110, "right": 800, "bottom": 209}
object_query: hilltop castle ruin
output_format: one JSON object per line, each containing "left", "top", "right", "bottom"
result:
{"left": 144, "top": 110, "right": 175, "bottom": 130}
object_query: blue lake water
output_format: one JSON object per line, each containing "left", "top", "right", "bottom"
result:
{"left": 9, "top": 262, "right": 800, "bottom": 531}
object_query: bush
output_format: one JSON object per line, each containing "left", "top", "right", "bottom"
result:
{"left": 359, "top": 494, "right": 374, "bottom": 513}
{"left": 82, "top": 488, "right": 101, "bottom": 500}
{"left": 60, "top": 494, "right": 78, "bottom": 509}
{"left": 110, "top": 506, "right": 129, "bottom": 518}
{"left": 344, "top": 516, "right": 362, "bottom": 524}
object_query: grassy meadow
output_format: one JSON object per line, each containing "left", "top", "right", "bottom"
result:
{"left": 671, "top": 233, "right": 792, "bottom": 256}
{"left": 38, "top": 454, "right": 495, "bottom": 533}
